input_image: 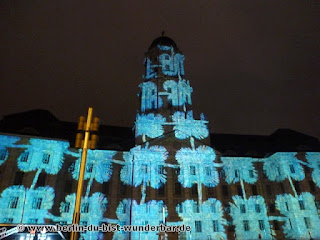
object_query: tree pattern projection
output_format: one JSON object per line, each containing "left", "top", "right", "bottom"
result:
{"left": 17, "top": 138, "right": 70, "bottom": 189}
{"left": 113, "top": 199, "right": 167, "bottom": 240}
{"left": 275, "top": 192, "right": 320, "bottom": 239}
{"left": 0, "top": 185, "right": 54, "bottom": 224}
{"left": 71, "top": 149, "right": 115, "bottom": 196}
{"left": 120, "top": 144, "right": 168, "bottom": 203}
{"left": 139, "top": 81, "right": 162, "bottom": 111}
{"left": 0, "top": 135, "right": 20, "bottom": 166}
{"left": 163, "top": 79, "right": 192, "bottom": 107}
{"left": 177, "top": 199, "right": 226, "bottom": 240}
{"left": 306, "top": 152, "right": 320, "bottom": 188}
{"left": 230, "top": 195, "right": 274, "bottom": 240}
{"left": 57, "top": 192, "right": 107, "bottom": 240}
{"left": 135, "top": 113, "right": 166, "bottom": 139}
{"left": 263, "top": 152, "right": 305, "bottom": 182}
{"left": 172, "top": 111, "right": 209, "bottom": 140}
{"left": 159, "top": 51, "right": 185, "bottom": 76}
{"left": 221, "top": 157, "right": 258, "bottom": 185}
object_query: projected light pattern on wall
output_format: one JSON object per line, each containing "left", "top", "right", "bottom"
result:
{"left": 0, "top": 186, "right": 55, "bottom": 224}
{"left": 306, "top": 152, "right": 320, "bottom": 187}
{"left": 230, "top": 195, "right": 274, "bottom": 240}
{"left": 177, "top": 199, "right": 226, "bottom": 240}
{"left": 275, "top": 192, "right": 320, "bottom": 239}
{"left": 0, "top": 135, "right": 20, "bottom": 166}
{"left": 135, "top": 113, "right": 166, "bottom": 139}
{"left": 139, "top": 82, "right": 163, "bottom": 112}
{"left": 221, "top": 157, "right": 258, "bottom": 184}
{"left": 114, "top": 199, "right": 167, "bottom": 240}
{"left": 163, "top": 79, "right": 192, "bottom": 106}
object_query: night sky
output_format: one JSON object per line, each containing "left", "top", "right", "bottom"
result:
{"left": 1, "top": 1, "right": 319, "bottom": 138}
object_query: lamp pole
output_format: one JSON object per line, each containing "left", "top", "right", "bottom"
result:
{"left": 70, "top": 107, "right": 93, "bottom": 240}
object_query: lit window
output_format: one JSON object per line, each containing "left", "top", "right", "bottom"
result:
{"left": 213, "top": 220, "right": 219, "bottom": 232}
{"left": 205, "top": 167, "right": 211, "bottom": 176}
{"left": 304, "top": 217, "right": 311, "bottom": 229}
{"left": 195, "top": 221, "right": 202, "bottom": 232}
{"left": 9, "top": 197, "right": 19, "bottom": 209}
{"left": 243, "top": 220, "right": 250, "bottom": 231}
{"left": 0, "top": 149, "right": 8, "bottom": 161}
{"left": 4, "top": 218, "right": 13, "bottom": 223}
{"left": 64, "top": 202, "right": 70, "bottom": 212}
{"left": 32, "top": 198, "right": 42, "bottom": 209}
{"left": 299, "top": 200, "right": 305, "bottom": 210}
{"left": 178, "top": 204, "right": 183, "bottom": 213}
{"left": 240, "top": 204, "right": 246, "bottom": 213}
{"left": 87, "top": 163, "right": 93, "bottom": 173}
{"left": 81, "top": 202, "right": 89, "bottom": 213}
{"left": 258, "top": 220, "right": 265, "bottom": 230}
{"left": 20, "top": 152, "right": 29, "bottom": 162}
{"left": 42, "top": 153, "right": 50, "bottom": 164}
{"left": 157, "top": 165, "right": 164, "bottom": 174}
{"left": 210, "top": 204, "right": 216, "bottom": 213}
{"left": 141, "top": 164, "right": 148, "bottom": 174}
{"left": 255, "top": 204, "right": 261, "bottom": 213}
{"left": 190, "top": 166, "right": 196, "bottom": 175}
{"left": 249, "top": 170, "right": 254, "bottom": 178}
{"left": 235, "top": 170, "right": 239, "bottom": 178}
{"left": 289, "top": 165, "right": 295, "bottom": 173}
{"left": 193, "top": 203, "right": 200, "bottom": 213}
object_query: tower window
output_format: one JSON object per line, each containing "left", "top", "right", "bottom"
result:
{"left": 289, "top": 164, "right": 295, "bottom": 173}
{"left": 240, "top": 204, "right": 246, "bottom": 213}
{"left": 32, "top": 198, "right": 42, "bottom": 209}
{"left": 205, "top": 167, "right": 211, "bottom": 176}
{"left": 243, "top": 220, "right": 250, "bottom": 231}
{"left": 190, "top": 166, "right": 196, "bottom": 175}
{"left": 195, "top": 221, "right": 202, "bottom": 232}
{"left": 193, "top": 203, "right": 200, "bottom": 213}
{"left": 258, "top": 220, "right": 265, "bottom": 230}
{"left": 304, "top": 217, "right": 311, "bottom": 229}
{"left": 9, "top": 197, "right": 19, "bottom": 209}
{"left": 213, "top": 220, "right": 219, "bottom": 232}
{"left": 299, "top": 200, "right": 305, "bottom": 210}
{"left": 81, "top": 202, "right": 89, "bottom": 213}
{"left": 0, "top": 149, "right": 8, "bottom": 161}
{"left": 249, "top": 170, "right": 254, "bottom": 178}
{"left": 64, "top": 202, "right": 70, "bottom": 213}
{"left": 235, "top": 170, "right": 239, "bottom": 178}
{"left": 87, "top": 163, "right": 94, "bottom": 173}
{"left": 20, "top": 152, "right": 29, "bottom": 162}
{"left": 42, "top": 153, "right": 50, "bottom": 164}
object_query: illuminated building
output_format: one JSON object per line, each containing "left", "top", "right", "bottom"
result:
{"left": 0, "top": 36, "right": 320, "bottom": 240}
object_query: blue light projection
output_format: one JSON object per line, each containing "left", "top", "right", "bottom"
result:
{"left": 143, "top": 58, "right": 157, "bottom": 79}
{"left": 0, "top": 135, "right": 20, "bottom": 166}
{"left": 306, "top": 152, "right": 320, "bottom": 188}
{"left": 0, "top": 186, "right": 55, "bottom": 224}
{"left": 263, "top": 152, "right": 305, "bottom": 182}
{"left": 71, "top": 150, "right": 115, "bottom": 196}
{"left": 139, "top": 82, "right": 162, "bottom": 112}
{"left": 172, "top": 111, "right": 209, "bottom": 140}
{"left": 229, "top": 196, "right": 274, "bottom": 240}
{"left": 275, "top": 192, "right": 320, "bottom": 239}
{"left": 220, "top": 157, "right": 258, "bottom": 184}
{"left": 159, "top": 52, "right": 185, "bottom": 76}
{"left": 114, "top": 199, "right": 167, "bottom": 240}
{"left": 163, "top": 79, "right": 193, "bottom": 107}
{"left": 58, "top": 193, "right": 107, "bottom": 239}
{"left": 177, "top": 199, "right": 226, "bottom": 240}
{"left": 176, "top": 146, "right": 218, "bottom": 188}
{"left": 121, "top": 144, "right": 168, "bottom": 203}
{"left": 135, "top": 113, "right": 166, "bottom": 139}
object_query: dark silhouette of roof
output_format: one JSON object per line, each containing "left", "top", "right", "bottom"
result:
{"left": 149, "top": 36, "right": 179, "bottom": 51}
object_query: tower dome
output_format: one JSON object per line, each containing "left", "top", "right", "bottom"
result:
{"left": 148, "top": 36, "right": 179, "bottom": 51}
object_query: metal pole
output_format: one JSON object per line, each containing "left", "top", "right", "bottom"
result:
{"left": 70, "top": 107, "right": 93, "bottom": 240}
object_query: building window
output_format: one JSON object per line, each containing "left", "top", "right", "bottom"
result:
{"left": 269, "top": 203, "right": 275, "bottom": 213}
{"left": 299, "top": 200, "right": 305, "bottom": 210}
{"left": 190, "top": 166, "right": 196, "bottom": 175}
{"left": 304, "top": 217, "right": 311, "bottom": 229}
{"left": 213, "top": 220, "right": 219, "bottom": 232}
{"left": 273, "top": 220, "right": 279, "bottom": 230}
{"left": 87, "top": 163, "right": 94, "bottom": 173}
{"left": 20, "top": 151, "right": 29, "bottom": 162}
{"left": 193, "top": 203, "right": 200, "bottom": 213}
{"left": 158, "top": 186, "right": 165, "bottom": 196}
{"left": 224, "top": 204, "right": 231, "bottom": 214}
{"left": 285, "top": 202, "right": 289, "bottom": 211}
{"left": 9, "top": 197, "right": 19, "bottom": 209}
{"left": 37, "top": 172, "right": 46, "bottom": 187}
{"left": 205, "top": 167, "right": 211, "bottom": 176}
{"left": 258, "top": 220, "right": 265, "bottom": 230}
{"left": 235, "top": 170, "right": 239, "bottom": 178}
{"left": 220, "top": 169, "right": 226, "bottom": 179}
{"left": 175, "top": 182, "right": 181, "bottom": 195}
{"left": 81, "top": 202, "right": 89, "bottom": 213}
{"left": 240, "top": 204, "right": 246, "bottom": 213}
{"left": 288, "top": 218, "right": 292, "bottom": 229}
{"left": 4, "top": 218, "right": 13, "bottom": 223}
{"left": 289, "top": 164, "right": 295, "bottom": 173}
{"left": 222, "top": 185, "right": 229, "bottom": 196}
{"left": 175, "top": 168, "right": 180, "bottom": 175}
{"left": 141, "top": 164, "right": 148, "bottom": 174}
{"left": 243, "top": 220, "right": 250, "bottom": 231}
{"left": 249, "top": 170, "right": 254, "bottom": 178}
{"left": 195, "top": 221, "right": 202, "bottom": 232}
{"left": 0, "top": 149, "right": 8, "bottom": 161}
{"left": 210, "top": 204, "right": 216, "bottom": 213}
{"left": 42, "top": 153, "right": 50, "bottom": 164}
{"left": 237, "top": 185, "right": 243, "bottom": 197}
{"left": 32, "top": 198, "right": 42, "bottom": 209}
{"left": 68, "top": 162, "right": 75, "bottom": 172}
{"left": 64, "top": 202, "right": 70, "bottom": 213}
{"left": 251, "top": 185, "right": 258, "bottom": 195}
{"left": 255, "top": 204, "right": 261, "bottom": 213}
{"left": 157, "top": 165, "right": 164, "bottom": 174}
{"left": 13, "top": 171, "right": 24, "bottom": 185}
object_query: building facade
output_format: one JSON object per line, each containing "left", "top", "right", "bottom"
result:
{"left": 0, "top": 37, "right": 320, "bottom": 240}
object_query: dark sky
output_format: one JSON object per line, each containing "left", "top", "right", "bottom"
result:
{"left": 1, "top": 1, "right": 319, "bottom": 138}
